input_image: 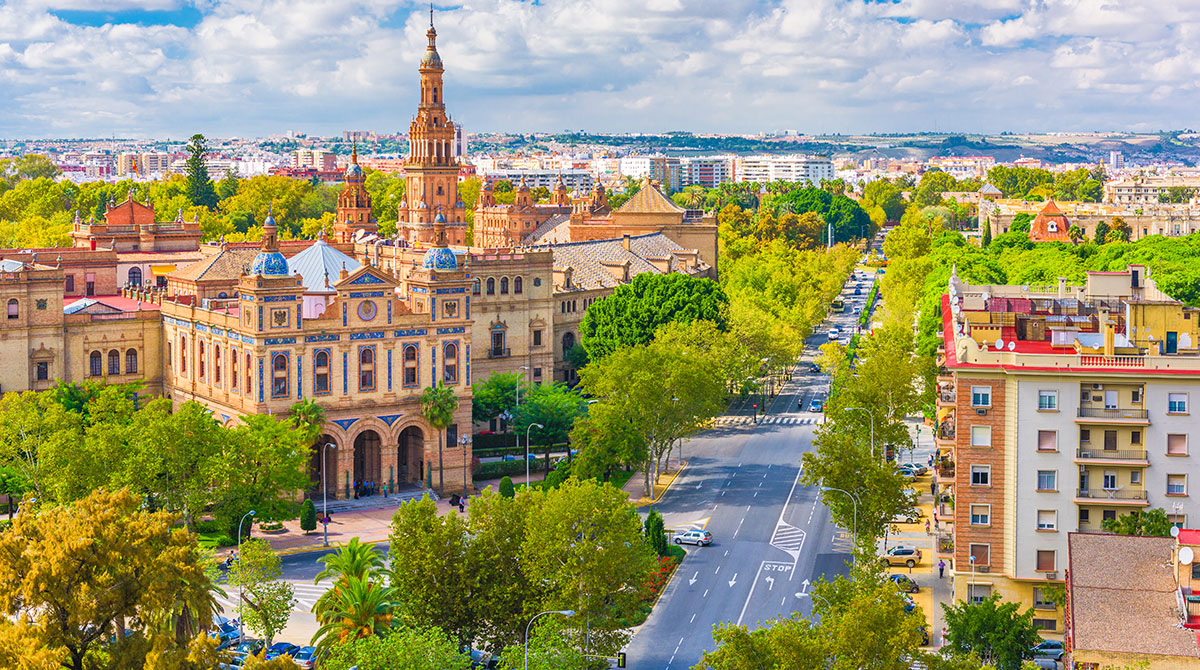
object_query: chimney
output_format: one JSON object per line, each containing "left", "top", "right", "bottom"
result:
{"left": 622, "top": 234, "right": 631, "bottom": 251}
{"left": 1101, "top": 310, "right": 1115, "bottom": 357}
{"left": 1057, "top": 277, "right": 1067, "bottom": 299}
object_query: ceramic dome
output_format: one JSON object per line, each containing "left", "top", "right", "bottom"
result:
{"left": 250, "top": 250, "right": 289, "bottom": 276}
{"left": 345, "top": 162, "right": 363, "bottom": 179}
{"left": 421, "top": 247, "right": 457, "bottom": 271}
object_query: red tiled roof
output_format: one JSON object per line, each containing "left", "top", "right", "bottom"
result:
{"left": 1040, "top": 199, "right": 1063, "bottom": 216}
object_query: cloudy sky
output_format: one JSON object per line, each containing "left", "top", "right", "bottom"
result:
{"left": 2, "top": 0, "right": 1199, "bottom": 139}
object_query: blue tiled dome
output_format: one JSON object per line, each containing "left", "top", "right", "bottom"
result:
{"left": 345, "top": 162, "right": 363, "bottom": 179}
{"left": 422, "top": 247, "right": 457, "bottom": 271}
{"left": 251, "top": 250, "right": 289, "bottom": 276}
{"left": 434, "top": 212, "right": 447, "bottom": 223}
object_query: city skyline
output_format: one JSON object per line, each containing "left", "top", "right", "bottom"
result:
{"left": 2, "top": 1, "right": 1200, "bottom": 139}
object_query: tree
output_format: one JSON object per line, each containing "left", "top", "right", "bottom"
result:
{"left": 496, "top": 615, "right": 588, "bottom": 670}
{"left": 229, "top": 538, "right": 295, "bottom": 646}
{"left": 981, "top": 221, "right": 992, "bottom": 246}
{"left": 464, "top": 488, "right": 539, "bottom": 652}
{"left": 420, "top": 382, "right": 460, "bottom": 494}
{"left": 185, "top": 134, "right": 219, "bottom": 209}
{"left": 941, "top": 594, "right": 1041, "bottom": 670}
{"left": 1093, "top": 220, "right": 1110, "bottom": 244}
{"left": 580, "top": 272, "right": 729, "bottom": 362}
{"left": 321, "top": 626, "right": 469, "bottom": 670}
{"left": 770, "top": 187, "right": 872, "bottom": 243}
{"left": 1009, "top": 212, "right": 1032, "bottom": 233}
{"left": 912, "top": 170, "right": 956, "bottom": 208}
{"left": 386, "top": 496, "right": 474, "bottom": 645}
{"left": 499, "top": 476, "right": 515, "bottom": 498}
{"left": 644, "top": 507, "right": 669, "bottom": 557}
{"left": 0, "top": 489, "right": 220, "bottom": 670}
{"left": 1067, "top": 224, "right": 1084, "bottom": 244}
{"left": 212, "top": 413, "right": 311, "bottom": 539}
{"left": 312, "top": 574, "right": 396, "bottom": 657}
{"left": 217, "top": 168, "right": 241, "bottom": 200}
{"left": 300, "top": 499, "right": 317, "bottom": 535}
{"left": 290, "top": 399, "right": 326, "bottom": 491}
{"left": 0, "top": 465, "right": 27, "bottom": 520}
{"left": 1108, "top": 216, "right": 1132, "bottom": 242}
{"left": 1101, "top": 507, "right": 1174, "bottom": 536}
{"left": 861, "top": 179, "right": 906, "bottom": 222}
{"left": 471, "top": 371, "right": 523, "bottom": 425}
{"left": 513, "top": 383, "right": 587, "bottom": 452}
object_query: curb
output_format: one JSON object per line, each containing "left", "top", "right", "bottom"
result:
{"left": 273, "top": 535, "right": 390, "bottom": 557}
{"left": 633, "top": 460, "right": 688, "bottom": 508}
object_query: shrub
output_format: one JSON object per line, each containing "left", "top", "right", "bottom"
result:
{"left": 473, "top": 459, "right": 528, "bottom": 480}
{"left": 643, "top": 508, "right": 668, "bottom": 557}
{"left": 299, "top": 499, "right": 317, "bottom": 535}
{"left": 499, "top": 476, "right": 515, "bottom": 499}
{"left": 543, "top": 458, "right": 572, "bottom": 490}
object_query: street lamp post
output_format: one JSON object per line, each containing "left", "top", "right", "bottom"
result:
{"left": 321, "top": 442, "right": 335, "bottom": 548}
{"left": 969, "top": 554, "right": 976, "bottom": 601}
{"left": 459, "top": 435, "right": 472, "bottom": 496}
{"left": 235, "top": 509, "right": 256, "bottom": 642}
{"left": 525, "top": 422, "right": 544, "bottom": 490}
{"left": 516, "top": 365, "right": 528, "bottom": 476}
{"left": 820, "top": 485, "right": 858, "bottom": 550}
{"left": 525, "top": 610, "right": 575, "bottom": 670}
{"left": 845, "top": 406, "right": 876, "bottom": 461}
{"left": 796, "top": 591, "right": 832, "bottom": 609}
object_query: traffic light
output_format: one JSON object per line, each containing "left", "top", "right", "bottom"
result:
{"left": 617, "top": 652, "right": 627, "bottom": 668}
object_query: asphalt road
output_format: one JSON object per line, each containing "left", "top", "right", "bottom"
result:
{"left": 623, "top": 266, "right": 878, "bottom": 669}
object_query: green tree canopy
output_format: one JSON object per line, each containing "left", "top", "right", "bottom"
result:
{"left": 185, "top": 133, "right": 219, "bottom": 209}
{"left": 941, "top": 594, "right": 1041, "bottom": 670}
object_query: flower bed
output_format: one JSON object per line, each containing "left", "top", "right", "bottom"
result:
{"left": 629, "top": 545, "right": 685, "bottom": 626}
{"left": 257, "top": 521, "right": 285, "bottom": 534}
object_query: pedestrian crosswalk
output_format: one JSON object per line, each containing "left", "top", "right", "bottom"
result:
{"left": 712, "top": 415, "right": 821, "bottom": 427}
{"left": 214, "top": 581, "right": 332, "bottom": 614}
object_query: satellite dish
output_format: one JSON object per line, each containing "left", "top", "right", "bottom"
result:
{"left": 1181, "top": 547, "right": 1194, "bottom": 566}
{"left": 1171, "top": 526, "right": 1181, "bottom": 538}
{"left": 1008, "top": 341, "right": 1016, "bottom": 351}
{"left": 995, "top": 338, "right": 1004, "bottom": 349}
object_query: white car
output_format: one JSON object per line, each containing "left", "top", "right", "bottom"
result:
{"left": 674, "top": 530, "right": 713, "bottom": 546}
{"left": 827, "top": 328, "right": 840, "bottom": 340}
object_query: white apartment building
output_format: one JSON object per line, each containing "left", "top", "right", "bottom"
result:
{"left": 926, "top": 155, "right": 995, "bottom": 179}
{"left": 292, "top": 149, "right": 336, "bottom": 171}
{"left": 480, "top": 169, "right": 593, "bottom": 193}
{"left": 619, "top": 156, "right": 682, "bottom": 192}
{"left": 1105, "top": 175, "right": 1200, "bottom": 205}
{"left": 734, "top": 155, "right": 834, "bottom": 185}
{"left": 679, "top": 156, "right": 734, "bottom": 188}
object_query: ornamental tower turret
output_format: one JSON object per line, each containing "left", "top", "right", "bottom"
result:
{"left": 334, "top": 143, "right": 377, "bottom": 243}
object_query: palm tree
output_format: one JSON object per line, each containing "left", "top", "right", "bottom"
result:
{"left": 291, "top": 399, "right": 326, "bottom": 494}
{"left": 421, "top": 382, "right": 459, "bottom": 493}
{"left": 1067, "top": 224, "right": 1084, "bottom": 245}
{"left": 311, "top": 574, "right": 395, "bottom": 657}
{"left": 312, "top": 537, "right": 384, "bottom": 616}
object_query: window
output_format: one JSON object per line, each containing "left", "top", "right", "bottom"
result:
{"left": 1172, "top": 514, "right": 1187, "bottom": 529}
{"left": 1168, "top": 474, "right": 1187, "bottom": 495}
{"left": 1034, "top": 587, "right": 1057, "bottom": 610}
{"left": 533, "top": 367, "right": 542, "bottom": 379}
{"left": 359, "top": 347, "right": 375, "bottom": 391}
{"left": 514, "top": 276, "right": 523, "bottom": 294}
{"left": 6, "top": 299, "right": 16, "bottom": 319}
{"left": 1131, "top": 470, "right": 1141, "bottom": 485}
{"left": 65, "top": 275, "right": 75, "bottom": 293}
{"left": 1080, "top": 428, "right": 1091, "bottom": 443}
{"left": 128, "top": 266, "right": 142, "bottom": 286}
{"left": 491, "top": 331, "right": 505, "bottom": 357}
{"left": 1132, "top": 388, "right": 1142, "bottom": 403}
{"left": 486, "top": 278, "right": 495, "bottom": 295}
{"left": 106, "top": 349, "right": 119, "bottom": 375}
{"left": 971, "top": 465, "right": 991, "bottom": 486}
{"left": 1032, "top": 619, "right": 1058, "bottom": 632}
{"left": 1037, "top": 430, "right": 1057, "bottom": 452}
{"left": 970, "top": 504, "right": 990, "bottom": 525}
{"left": 35, "top": 362, "right": 48, "bottom": 381}
{"left": 1168, "top": 434, "right": 1188, "bottom": 455}
{"left": 245, "top": 353, "right": 252, "bottom": 393}
{"left": 1036, "top": 550, "right": 1055, "bottom": 572}
{"left": 971, "top": 385, "right": 991, "bottom": 407}
{"left": 1079, "top": 509, "right": 1090, "bottom": 524}
{"left": 1131, "top": 430, "right": 1142, "bottom": 445}
{"left": 214, "top": 345, "right": 222, "bottom": 384}
{"left": 1169, "top": 393, "right": 1188, "bottom": 414}
{"left": 125, "top": 349, "right": 137, "bottom": 375}
{"left": 562, "top": 331, "right": 576, "bottom": 357}
{"left": 443, "top": 343, "right": 458, "bottom": 383}
{"left": 180, "top": 335, "right": 187, "bottom": 373}
{"left": 198, "top": 341, "right": 206, "bottom": 380}
{"left": 1104, "top": 430, "right": 1117, "bottom": 450}
{"left": 271, "top": 354, "right": 288, "bottom": 398}
{"left": 968, "top": 584, "right": 992, "bottom": 604}
{"left": 314, "top": 350, "right": 329, "bottom": 393}
{"left": 231, "top": 348, "right": 238, "bottom": 391}
{"left": 532, "top": 329, "right": 542, "bottom": 347}
{"left": 89, "top": 350, "right": 102, "bottom": 377}
{"left": 1037, "top": 510, "right": 1057, "bottom": 530}
{"left": 472, "top": 279, "right": 480, "bottom": 295}
{"left": 971, "top": 426, "right": 992, "bottom": 447}
{"left": 1036, "top": 470, "right": 1056, "bottom": 491}
{"left": 1103, "top": 509, "right": 1116, "bottom": 522}
{"left": 1037, "top": 390, "right": 1057, "bottom": 410}
{"left": 403, "top": 345, "right": 418, "bottom": 386}
{"left": 968, "top": 543, "right": 990, "bottom": 567}
{"left": 1080, "top": 386, "right": 1090, "bottom": 403}
{"left": 1102, "top": 471, "right": 1117, "bottom": 490}
{"left": 500, "top": 277, "right": 509, "bottom": 294}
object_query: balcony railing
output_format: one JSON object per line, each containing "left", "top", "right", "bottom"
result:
{"left": 937, "top": 423, "right": 956, "bottom": 440}
{"left": 1077, "top": 407, "right": 1149, "bottom": 420}
{"left": 1076, "top": 488, "right": 1148, "bottom": 501}
{"left": 487, "top": 347, "right": 511, "bottom": 359}
{"left": 939, "top": 390, "right": 956, "bottom": 403}
{"left": 1077, "top": 448, "right": 1148, "bottom": 461}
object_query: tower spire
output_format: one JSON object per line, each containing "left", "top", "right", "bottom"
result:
{"left": 430, "top": 2, "right": 434, "bottom": 29}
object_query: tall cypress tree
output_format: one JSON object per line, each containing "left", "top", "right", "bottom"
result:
{"left": 185, "top": 133, "right": 219, "bottom": 210}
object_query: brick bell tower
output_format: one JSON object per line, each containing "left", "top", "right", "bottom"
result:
{"left": 334, "top": 143, "right": 377, "bottom": 243}
{"left": 396, "top": 9, "right": 467, "bottom": 246}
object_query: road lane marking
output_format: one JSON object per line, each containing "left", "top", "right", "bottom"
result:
{"left": 714, "top": 566, "right": 720, "bottom": 574}
{"left": 703, "top": 589, "right": 709, "bottom": 598}
{"left": 754, "top": 491, "right": 758, "bottom": 498}
{"left": 728, "top": 573, "right": 738, "bottom": 587}
{"left": 690, "top": 613, "right": 696, "bottom": 623}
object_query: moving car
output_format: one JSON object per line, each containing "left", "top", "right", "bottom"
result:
{"left": 881, "top": 545, "right": 922, "bottom": 568}
{"left": 674, "top": 529, "right": 713, "bottom": 546}
{"left": 263, "top": 642, "right": 299, "bottom": 660}
{"left": 1032, "top": 640, "right": 1065, "bottom": 661}
{"left": 827, "top": 327, "right": 840, "bottom": 340}
{"left": 808, "top": 362, "right": 821, "bottom": 373}
{"left": 889, "top": 574, "right": 920, "bottom": 593}
{"left": 292, "top": 646, "right": 318, "bottom": 669}
{"left": 808, "top": 395, "right": 825, "bottom": 413}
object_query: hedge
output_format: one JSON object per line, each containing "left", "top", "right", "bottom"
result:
{"left": 474, "top": 457, "right": 552, "bottom": 481}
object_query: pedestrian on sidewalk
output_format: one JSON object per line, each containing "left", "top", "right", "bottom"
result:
{"left": 383, "top": 482, "right": 388, "bottom": 498}
{"left": 458, "top": 496, "right": 465, "bottom": 513}
{"left": 930, "top": 480, "right": 936, "bottom": 497}
{"left": 938, "top": 559, "right": 946, "bottom": 579}
{"left": 925, "top": 520, "right": 931, "bottom": 535}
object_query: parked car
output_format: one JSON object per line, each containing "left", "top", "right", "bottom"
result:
{"left": 220, "top": 652, "right": 250, "bottom": 669}
{"left": 854, "top": 287, "right": 862, "bottom": 295}
{"left": 853, "top": 306, "right": 862, "bottom": 315}
{"left": 212, "top": 621, "right": 242, "bottom": 649}
{"left": 808, "top": 362, "right": 821, "bottom": 373}
{"left": 292, "top": 646, "right": 318, "bottom": 669}
{"left": 897, "top": 463, "right": 928, "bottom": 477}
{"left": 263, "top": 642, "right": 300, "bottom": 660}
{"left": 890, "top": 507, "right": 923, "bottom": 524}
{"left": 674, "top": 529, "right": 713, "bottom": 546}
{"left": 235, "top": 640, "right": 264, "bottom": 655}
{"left": 881, "top": 545, "right": 922, "bottom": 568}
{"left": 808, "top": 396, "right": 825, "bottom": 413}
{"left": 469, "top": 649, "right": 499, "bottom": 669}
{"left": 901, "top": 594, "right": 917, "bottom": 613}
{"left": 1032, "top": 640, "right": 1065, "bottom": 661}
{"left": 889, "top": 574, "right": 920, "bottom": 593}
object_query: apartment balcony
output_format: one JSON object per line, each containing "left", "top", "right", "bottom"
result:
{"left": 487, "top": 347, "right": 511, "bottom": 359}
{"left": 935, "top": 422, "right": 956, "bottom": 445}
{"left": 1075, "top": 447, "right": 1149, "bottom": 465}
{"left": 1075, "top": 407, "right": 1150, "bottom": 425}
{"left": 1074, "top": 488, "right": 1150, "bottom": 506}
{"left": 936, "top": 390, "right": 957, "bottom": 408}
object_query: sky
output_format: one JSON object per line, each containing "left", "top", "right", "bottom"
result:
{"left": 2, "top": 0, "right": 1200, "bottom": 139}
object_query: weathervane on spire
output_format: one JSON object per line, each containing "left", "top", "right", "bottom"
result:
{"left": 430, "top": 2, "right": 434, "bottom": 28}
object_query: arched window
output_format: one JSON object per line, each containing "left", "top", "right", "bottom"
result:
{"left": 198, "top": 341, "right": 206, "bottom": 380}
{"left": 6, "top": 299, "right": 17, "bottom": 320}
{"left": 245, "top": 353, "right": 252, "bottom": 394}
{"left": 125, "top": 348, "right": 137, "bottom": 374}
{"left": 89, "top": 350, "right": 102, "bottom": 377}
{"left": 218, "top": 292, "right": 228, "bottom": 299}
{"left": 271, "top": 353, "right": 289, "bottom": 398}
{"left": 128, "top": 267, "right": 142, "bottom": 286}
{"left": 214, "top": 345, "right": 221, "bottom": 384}
{"left": 314, "top": 350, "right": 330, "bottom": 393}
{"left": 231, "top": 348, "right": 238, "bottom": 390}
{"left": 443, "top": 343, "right": 458, "bottom": 384}
{"left": 562, "top": 332, "right": 576, "bottom": 357}
{"left": 500, "top": 277, "right": 509, "bottom": 294}
{"left": 180, "top": 335, "right": 187, "bottom": 373}
{"left": 514, "top": 276, "right": 523, "bottom": 294}
{"left": 403, "top": 345, "right": 418, "bottom": 386}
{"left": 486, "top": 278, "right": 495, "bottom": 295}
{"left": 472, "top": 279, "right": 481, "bottom": 295}
{"left": 107, "top": 349, "right": 120, "bottom": 375}
{"left": 359, "top": 347, "right": 376, "bottom": 391}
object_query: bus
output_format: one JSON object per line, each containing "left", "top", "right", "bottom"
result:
{"left": 831, "top": 297, "right": 845, "bottom": 313}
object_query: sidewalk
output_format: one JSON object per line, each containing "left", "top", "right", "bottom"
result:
{"left": 623, "top": 455, "right": 686, "bottom": 507}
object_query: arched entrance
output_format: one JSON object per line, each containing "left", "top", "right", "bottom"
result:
{"left": 306, "top": 434, "right": 337, "bottom": 500}
{"left": 399, "top": 425, "right": 425, "bottom": 485}
{"left": 353, "top": 430, "right": 382, "bottom": 490}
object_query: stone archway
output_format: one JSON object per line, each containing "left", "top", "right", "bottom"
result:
{"left": 306, "top": 434, "right": 338, "bottom": 500}
{"left": 398, "top": 425, "right": 426, "bottom": 485}
{"left": 353, "top": 430, "right": 383, "bottom": 491}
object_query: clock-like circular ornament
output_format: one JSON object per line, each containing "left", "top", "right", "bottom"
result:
{"left": 358, "top": 300, "right": 378, "bottom": 321}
